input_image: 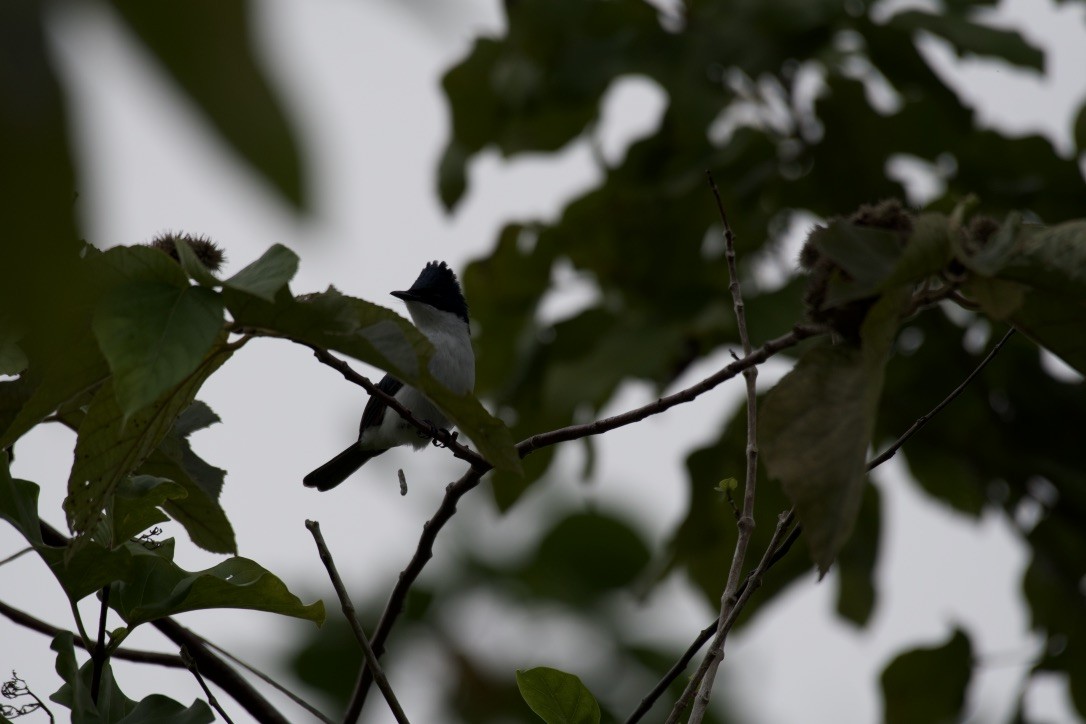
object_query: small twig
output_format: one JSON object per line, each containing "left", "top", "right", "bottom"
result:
{"left": 516, "top": 325, "right": 822, "bottom": 456}
{"left": 867, "top": 328, "right": 1015, "bottom": 469}
{"left": 307, "top": 345, "right": 488, "bottom": 468}
{"left": 195, "top": 637, "right": 335, "bottom": 724}
{"left": 305, "top": 520, "right": 410, "bottom": 724}
{"left": 685, "top": 172, "right": 760, "bottom": 724}
{"left": 0, "top": 546, "right": 33, "bottom": 568}
{"left": 666, "top": 511, "right": 795, "bottom": 724}
{"left": 181, "top": 646, "right": 234, "bottom": 724}
{"left": 0, "top": 599, "right": 183, "bottom": 668}
{"left": 90, "top": 586, "right": 110, "bottom": 704}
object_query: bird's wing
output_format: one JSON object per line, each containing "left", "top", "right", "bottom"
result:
{"left": 358, "top": 374, "right": 405, "bottom": 436}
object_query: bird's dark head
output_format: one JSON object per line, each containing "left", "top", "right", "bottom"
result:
{"left": 391, "top": 260, "right": 469, "bottom": 325}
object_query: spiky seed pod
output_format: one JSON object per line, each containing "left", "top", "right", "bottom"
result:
{"left": 148, "top": 232, "right": 226, "bottom": 272}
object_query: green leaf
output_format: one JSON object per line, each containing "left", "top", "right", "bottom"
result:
{"left": 515, "top": 667, "right": 600, "bottom": 724}
{"left": 809, "top": 222, "right": 905, "bottom": 306}
{"left": 65, "top": 341, "right": 234, "bottom": 537}
{"left": 50, "top": 631, "right": 214, "bottom": 724}
{"left": 108, "top": 475, "right": 187, "bottom": 549}
{"left": 881, "top": 213, "right": 954, "bottom": 289}
{"left": 222, "top": 244, "right": 299, "bottom": 302}
{"left": 834, "top": 483, "right": 880, "bottom": 626}
{"left": 887, "top": 10, "right": 1044, "bottom": 71}
{"left": 760, "top": 289, "right": 908, "bottom": 573}
{"left": 0, "top": 453, "right": 44, "bottom": 546}
{"left": 109, "top": 1, "right": 305, "bottom": 208}
{"left": 225, "top": 286, "right": 521, "bottom": 475}
{"left": 93, "top": 281, "right": 224, "bottom": 419}
{"left": 961, "top": 218, "right": 1086, "bottom": 374}
{"left": 880, "top": 628, "right": 973, "bottom": 724}
{"left": 514, "top": 512, "right": 650, "bottom": 605}
{"left": 110, "top": 548, "right": 325, "bottom": 628}
{"left": 49, "top": 632, "right": 97, "bottom": 723}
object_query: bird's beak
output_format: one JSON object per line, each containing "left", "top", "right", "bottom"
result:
{"left": 391, "top": 290, "right": 421, "bottom": 303}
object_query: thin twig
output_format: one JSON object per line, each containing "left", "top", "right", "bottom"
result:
{"left": 90, "top": 586, "right": 110, "bottom": 704}
{"left": 0, "top": 599, "right": 184, "bottom": 668}
{"left": 666, "top": 511, "right": 795, "bottom": 724}
{"left": 516, "top": 325, "right": 821, "bottom": 456}
{"left": 181, "top": 646, "right": 235, "bottom": 724}
{"left": 305, "top": 520, "right": 410, "bottom": 724}
{"left": 684, "top": 172, "right": 760, "bottom": 724}
{"left": 0, "top": 546, "right": 33, "bottom": 568}
{"left": 194, "top": 637, "right": 335, "bottom": 724}
{"left": 867, "top": 328, "right": 1014, "bottom": 469}
{"left": 345, "top": 326, "right": 822, "bottom": 719}
{"left": 37, "top": 521, "right": 290, "bottom": 724}
{"left": 626, "top": 512, "right": 803, "bottom": 723}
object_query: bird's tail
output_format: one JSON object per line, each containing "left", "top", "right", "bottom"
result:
{"left": 303, "top": 445, "right": 387, "bottom": 491}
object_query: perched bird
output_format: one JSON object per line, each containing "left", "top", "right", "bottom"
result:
{"left": 303, "top": 261, "right": 475, "bottom": 491}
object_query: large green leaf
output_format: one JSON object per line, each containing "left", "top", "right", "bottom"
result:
{"left": 109, "top": 546, "right": 325, "bottom": 627}
{"left": 760, "top": 289, "right": 907, "bottom": 573}
{"left": 512, "top": 512, "right": 650, "bottom": 606}
{"left": 109, "top": 1, "right": 305, "bottom": 208}
{"left": 106, "top": 475, "right": 187, "bottom": 549}
{"left": 50, "top": 632, "right": 215, "bottom": 724}
{"left": 222, "top": 243, "right": 300, "bottom": 302}
{"left": 880, "top": 628, "right": 973, "bottom": 724}
{"left": 961, "top": 217, "right": 1086, "bottom": 374}
{"left": 93, "top": 281, "right": 224, "bottom": 419}
{"left": 226, "top": 286, "right": 521, "bottom": 475}
{"left": 136, "top": 401, "right": 235, "bottom": 554}
{"left": 515, "top": 667, "right": 600, "bottom": 724}
{"left": 65, "top": 341, "right": 234, "bottom": 536}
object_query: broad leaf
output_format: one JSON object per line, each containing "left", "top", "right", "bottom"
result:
{"left": 109, "top": 546, "right": 325, "bottom": 627}
{"left": 516, "top": 667, "right": 600, "bottom": 724}
{"left": 110, "top": 1, "right": 305, "bottom": 208}
{"left": 65, "top": 342, "right": 234, "bottom": 536}
{"left": 223, "top": 244, "right": 300, "bottom": 302}
{"left": 50, "top": 631, "right": 215, "bottom": 724}
{"left": 761, "top": 289, "right": 907, "bottom": 573}
{"left": 880, "top": 628, "right": 973, "bottom": 724}
{"left": 93, "top": 281, "right": 224, "bottom": 419}
{"left": 107, "top": 475, "right": 187, "bottom": 549}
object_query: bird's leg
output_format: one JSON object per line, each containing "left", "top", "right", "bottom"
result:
{"left": 416, "top": 420, "right": 456, "bottom": 448}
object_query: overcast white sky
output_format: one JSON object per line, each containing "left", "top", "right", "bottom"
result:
{"left": 3, "top": 0, "right": 1085, "bottom": 722}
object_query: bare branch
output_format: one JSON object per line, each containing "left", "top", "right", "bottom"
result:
{"left": 0, "top": 599, "right": 184, "bottom": 668}
{"left": 666, "top": 510, "right": 795, "bottom": 724}
{"left": 181, "top": 646, "right": 235, "bottom": 724}
{"left": 306, "top": 520, "right": 411, "bottom": 724}
{"left": 516, "top": 324, "right": 822, "bottom": 456}
{"left": 685, "top": 172, "right": 761, "bottom": 724}
{"left": 867, "top": 327, "right": 1015, "bottom": 469}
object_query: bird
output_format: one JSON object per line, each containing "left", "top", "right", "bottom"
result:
{"left": 303, "top": 260, "right": 475, "bottom": 491}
